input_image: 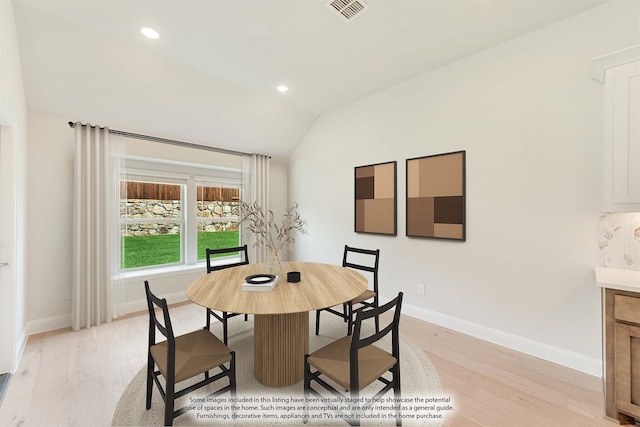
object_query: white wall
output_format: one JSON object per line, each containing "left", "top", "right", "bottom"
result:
{"left": 289, "top": 0, "right": 640, "bottom": 375}
{"left": 25, "top": 113, "right": 73, "bottom": 331}
{"left": 0, "top": 0, "right": 29, "bottom": 371}
{"left": 25, "top": 112, "right": 290, "bottom": 331}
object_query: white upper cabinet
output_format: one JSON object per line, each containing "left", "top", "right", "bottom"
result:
{"left": 592, "top": 46, "right": 640, "bottom": 212}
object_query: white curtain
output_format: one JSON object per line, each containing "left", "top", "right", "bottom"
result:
{"left": 242, "top": 153, "right": 270, "bottom": 263}
{"left": 72, "top": 123, "right": 123, "bottom": 330}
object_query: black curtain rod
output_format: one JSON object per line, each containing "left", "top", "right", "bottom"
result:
{"left": 68, "top": 121, "right": 253, "bottom": 157}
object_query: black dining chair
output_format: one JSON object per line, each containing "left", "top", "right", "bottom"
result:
{"left": 315, "top": 245, "right": 380, "bottom": 336}
{"left": 144, "top": 280, "right": 236, "bottom": 426}
{"left": 304, "top": 292, "right": 403, "bottom": 426}
{"left": 205, "top": 245, "right": 249, "bottom": 345}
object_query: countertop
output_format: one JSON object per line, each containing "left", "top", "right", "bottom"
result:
{"left": 595, "top": 267, "right": 640, "bottom": 293}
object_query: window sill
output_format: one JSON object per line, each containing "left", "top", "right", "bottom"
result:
{"left": 115, "top": 263, "right": 207, "bottom": 282}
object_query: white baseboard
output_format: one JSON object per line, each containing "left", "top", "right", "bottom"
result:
{"left": 13, "top": 326, "right": 28, "bottom": 373}
{"left": 395, "top": 300, "right": 602, "bottom": 378}
{"left": 116, "top": 291, "right": 187, "bottom": 317}
{"left": 26, "top": 313, "right": 71, "bottom": 336}
{"left": 25, "top": 291, "right": 189, "bottom": 337}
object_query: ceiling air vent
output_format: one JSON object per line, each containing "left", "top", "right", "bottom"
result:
{"left": 326, "top": 0, "right": 369, "bottom": 23}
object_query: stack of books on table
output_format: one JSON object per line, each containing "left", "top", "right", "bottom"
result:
{"left": 242, "top": 275, "right": 280, "bottom": 292}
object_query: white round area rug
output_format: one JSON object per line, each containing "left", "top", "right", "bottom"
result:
{"left": 112, "top": 313, "right": 445, "bottom": 426}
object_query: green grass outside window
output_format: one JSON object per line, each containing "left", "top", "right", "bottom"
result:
{"left": 121, "top": 231, "right": 240, "bottom": 269}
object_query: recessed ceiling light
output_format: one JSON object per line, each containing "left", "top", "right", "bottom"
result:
{"left": 141, "top": 27, "right": 160, "bottom": 39}
{"left": 276, "top": 85, "right": 289, "bottom": 93}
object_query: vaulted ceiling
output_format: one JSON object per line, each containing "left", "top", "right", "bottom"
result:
{"left": 13, "top": 0, "right": 606, "bottom": 157}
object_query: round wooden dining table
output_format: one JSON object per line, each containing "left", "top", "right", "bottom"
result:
{"left": 186, "top": 261, "right": 368, "bottom": 387}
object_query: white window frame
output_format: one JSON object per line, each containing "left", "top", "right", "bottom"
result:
{"left": 120, "top": 157, "right": 242, "bottom": 275}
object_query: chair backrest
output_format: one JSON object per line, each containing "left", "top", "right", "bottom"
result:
{"left": 342, "top": 245, "right": 379, "bottom": 293}
{"left": 349, "top": 292, "right": 403, "bottom": 386}
{"left": 144, "top": 280, "right": 176, "bottom": 349}
{"left": 206, "top": 245, "right": 249, "bottom": 273}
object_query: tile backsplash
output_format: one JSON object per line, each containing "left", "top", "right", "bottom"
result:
{"left": 599, "top": 212, "right": 640, "bottom": 271}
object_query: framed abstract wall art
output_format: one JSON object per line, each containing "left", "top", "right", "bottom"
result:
{"left": 354, "top": 161, "right": 397, "bottom": 235}
{"left": 406, "top": 150, "right": 466, "bottom": 240}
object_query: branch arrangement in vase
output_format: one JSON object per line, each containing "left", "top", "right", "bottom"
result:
{"left": 239, "top": 201, "right": 307, "bottom": 261}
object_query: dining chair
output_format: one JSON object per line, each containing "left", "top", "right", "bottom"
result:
{"left": 315, "top": 245, "right": 380, "bottom": 336}
{"left": 205, "top": 245, "right": 249, "bottom": 345}
{"left": 304, "top": 292, "right": 403, "bottom": 426}
{"left": 144, "top": 280, "right": 236, "bottom": 426}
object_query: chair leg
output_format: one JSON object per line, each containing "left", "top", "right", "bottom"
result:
{"left": 145, "top": 354, "right": 154, "bottom": 410}
{"left": 348, "top": 388, "right": 360, "bottom": 426}
{"left": 222, "top": 312, "right": 229, "bottom": 346}
{"left": 315, "top": 310, "right": 321, "bottom": 335}
{"left": 229, "top": 351, "right": 237, "bottom": 417}
{"left": 394, "top": 362, "right": 402, "bottom": 426}
{"left": 303, "top": 355, "right": 311, "bottom": 424}
{"left": 244, "top": 314, "right": 248, "bottom": 321}
{"left": 165, "top": 378, "right": 175, "bottom": 426}
{"left": 205, "top": 309, "right": 211, "bottom": 330}
{"left": 347, "top": 302, "right": 353, "bottom": 336}
{"left": 374, "top": 297, "right": 380, "bottom": 333}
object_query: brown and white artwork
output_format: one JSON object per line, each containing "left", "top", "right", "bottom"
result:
{"left": 406, "top": 151, "right": 466, "bottom": 240}
{"left": 354, "top": 161, "right": 397, "bottom": 235}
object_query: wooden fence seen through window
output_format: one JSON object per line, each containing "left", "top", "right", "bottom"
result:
{"left": 122, "top": 181, "right": 239, "bottom": 202}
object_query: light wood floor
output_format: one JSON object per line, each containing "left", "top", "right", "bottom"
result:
{"left": 0, "top": 302, "right": 619, "bottom": 426}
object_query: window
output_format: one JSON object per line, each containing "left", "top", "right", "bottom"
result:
{"left": 120, "top": 177, "right": 185, "bottom": 270}
{"left": 196, "top": 181, "right": 240, "bottom": 261}
{"left": 119, "top": 159, "right": 242, "bottom": 272}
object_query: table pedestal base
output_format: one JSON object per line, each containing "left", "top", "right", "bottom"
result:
{"left": 254, "top": 312, "right": 309, "bottom": 387}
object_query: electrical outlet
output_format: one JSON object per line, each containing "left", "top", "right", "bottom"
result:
{"left": 418, "top": 284, "right": 425, "bottom": 296}
{"left": 65, "top": 289, "right": 72, "bottom": 300}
